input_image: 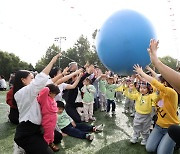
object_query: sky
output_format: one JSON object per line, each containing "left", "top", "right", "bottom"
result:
{"left": 0, "top": 0, "right": 180, "bottom": 66}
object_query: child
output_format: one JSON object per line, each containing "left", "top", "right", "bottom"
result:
{"left": 56, "top": 101, "right": 103, "bottom": 141}
{"left": 127, "top": 81, "right": 159, "bottom": 145}
{"left": 97, "top": 74, "right": 107, "bottom": 111}
{"left": 106, "top": 76, "right": 119, "bottom": 116}
{"left": 81, "top": 78, "right": 96, "bottom": 122}
{"left": 117, "top": 78, "right": 135, "bottom": 114}
{"left": 37, "top": 84, "right": 60, "bottom": 152}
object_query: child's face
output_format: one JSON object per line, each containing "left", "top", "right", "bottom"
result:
{"left": 129, "top": 83, "right": 134, "bottom": 89}
{"left": 83, "top": 79, "right": 89, "bottom": 85}
{"left": 126, "top": 80, "right": 131, "bottom": 86}
{"left": 139, "top": 85, "right": 148, "bottom": 95}
{"left": 108, "top": 78, "right": 114, "bottom": 84}
{"left": 101, "top": 76, "right": 106, "bottom": 80}
{"left": 57, "top": 107, "right": 64, "bottom": 114}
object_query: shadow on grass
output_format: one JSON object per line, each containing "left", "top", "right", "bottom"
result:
{"left": 95, "top": 139, "right": 147, "bottom": 154}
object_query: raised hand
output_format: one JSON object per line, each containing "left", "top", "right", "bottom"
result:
{"left": 147, "top": 39, "right": 159, "bottom": 65}
{"left": 133, "top": 64, "right": 143, "bottom": 75}
{"left": 62, "top": 67, "right": 69, "bottom": 76}
{"left": 51, "top": 53, "right": 62, "bottom": 64}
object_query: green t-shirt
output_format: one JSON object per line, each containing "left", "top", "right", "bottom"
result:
{"left": 57, "top": 110, "right": 73, "bottom": 129}
{"left": 81, "top": 85, "right": 96, "bottom": 103}
{"left": 99, "top": 79, "right": 107, "bottom": 94}
{"left": 106, "top": 84, "right": 118, "bottom": 100}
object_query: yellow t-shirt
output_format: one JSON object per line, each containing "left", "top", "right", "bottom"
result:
{"left": 151, "top": 79, "right": 180, "bottom": 128}
{"left": 115, "top": 85, "right": 124, "bottom": 92}
{"left": 127, "top": 91, "right": 159, "bottom": 114}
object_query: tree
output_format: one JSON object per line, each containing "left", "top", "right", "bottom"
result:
{"left": 35, "top": 44, "right": 60, "bottom": 72}
{"left": 0, "top": 51, "right": 34, "bottom": 80}
{"left": 159, "top": 56, "right": 178, "bottom": 70}
{"left": 91, "top": 29, "right": 107, "bottom": 72}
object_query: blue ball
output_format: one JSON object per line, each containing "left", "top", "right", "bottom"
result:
{"left": 96, "top": 9, "right": 156, "bottom": 75}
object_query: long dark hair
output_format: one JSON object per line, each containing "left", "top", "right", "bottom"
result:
{"left": 13, "top": 70, "right": 31, "bottom": 107}
{"left": 49, "top": 67, "right": 61, "bottom": 78}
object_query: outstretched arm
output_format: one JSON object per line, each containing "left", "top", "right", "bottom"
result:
{"left": 148, "top": 39, "right": 180, "bottom": 93}
{"left": 42, "top": 53, "right": 61, "bottom": 75}
{"left": 133, "top": 64, "right": 154, "bottom": 84}
{"left": 55, "top": 69, "right": 83, "bottom": 85}
{"left": 65, "top": 73, "right": 83, "bottom": 89}
{"left": 146, "top": 65, "right": 158, "bottom": 79}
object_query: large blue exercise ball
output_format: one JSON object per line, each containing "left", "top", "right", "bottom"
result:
{"left": 96, "top": 9, "right": 156, "bottom": 75}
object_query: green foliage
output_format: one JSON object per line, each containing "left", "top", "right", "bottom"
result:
{"left": 159, "top": 56, "right": 178, "bottom": 70}
{"left": 2, "top": 31, "right": 179, "bottom": 79}
{"left": 0, "top": 51, "right": 34, "bottom": 80}
{"left": 35, "top": 35, "right": 107, "bottom": 72}
{"left": 35, "top": 44, "right": 60, "bottom": 72}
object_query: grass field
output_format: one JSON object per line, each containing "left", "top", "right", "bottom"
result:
{"left": 0, "top": 90, "right": 179, "bottom": 154}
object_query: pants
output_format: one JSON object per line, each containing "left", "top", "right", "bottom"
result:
{"left": 42, "top": 115, "right": 57, "bottom": 144}
{"left": 62, "top": 123, "right": 93, "bottom": 139}
{"left": 106, "top": 99, "right": 116, "bottom": 112}
{"left": 8, "top": 108, "right": 19, "bottom": 125}
{"left": 77, "top": 107, "right": 84, "bottom": 117}
{"left": 124, "top": 97, "right": 134, "bottom": 112}
{"left": 94, "top": 97, "right": 100, "bottom": 111}
{"left": 65, "top": 105, "right": 82, "bottom": 123}
{"left": 168, "top": 124, "right": 180, "bottom": 146}
{"left": 13, "top": 129, "right": 62, "bottom": 154}
{"left": 99, "top": 92, "right": 106, "bottom": 111}
{"left": 133, "top": 112, "right": 151, "bottom": 140}
{"left": 116, "top": 91, "right": 123, "bottom": 101}
{"left": 83, "top": 103, "right": 94, "bottom": 121}
{"left": 146, "top": 124, "right": 175, "bottom": 154}
{"left": 14, "top": 121, "right": 62, "bottom": 154}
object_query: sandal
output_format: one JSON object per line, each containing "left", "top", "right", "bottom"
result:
{"left": 49, "top": 143, "right": 60, "bottom": 152}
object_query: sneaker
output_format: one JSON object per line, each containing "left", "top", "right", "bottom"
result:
{"left": 130, "top": 137, "right": 138, "bottom": 144}
{"left": 105, "top": 112, "right": 110, "bottom": 117}
{"left": 89, "top": 117, "right": 96, "bottom": 121}
{"left": 13, "top": 142, "right": 25, "bottom": 154}
{"left": 49, "top": 143, "right": 60, "bottom": 152}
{"left": 94, "top": 124, "right": 104, "bottom": 132}
{"left": 112, "top": 111, "right": 116, "bottom": 116}
{"left": 130, "top": 113, "right": 135, "bottom": 117}
{"left": 123, "top": 110, "right": 128, "bottom": 114}
{"left": 86, "top": 134, "right": 94, "bottom": 141}
{"left": 81, "top": 116, "right": 84, "bottom": 122}
{"left": 140, "top": 139, "right": 147, "bottom": 145}
{"left": 130, "top": 109, "right": 133, "bottom": 114}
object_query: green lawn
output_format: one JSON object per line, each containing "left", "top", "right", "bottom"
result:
{"left": 0, "top": 91, "right": 179, "bottom": 154}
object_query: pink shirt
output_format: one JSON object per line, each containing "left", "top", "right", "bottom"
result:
{"left": 38, "top": 87, "right": 58, "bottom": 126}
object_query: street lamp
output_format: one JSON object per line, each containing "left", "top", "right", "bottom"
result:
{"left": 54, "top": 36, "right": 66, "bottom": 67}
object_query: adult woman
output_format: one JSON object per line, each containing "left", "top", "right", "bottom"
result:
{"left": 147, "top": 39, "right": 180, "bottom": 150}
{"left": 14, "top": 54, "right": 61, "bottom": 154}
{"left": 63, "top": 64, "right": 94, "bottom": 123}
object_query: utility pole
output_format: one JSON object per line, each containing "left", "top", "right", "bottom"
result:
{"left": 54, "top": 37, "right": 66, "bottom": 68}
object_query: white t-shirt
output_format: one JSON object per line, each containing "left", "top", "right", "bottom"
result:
{"left": 55, "top": 83, "right": 68, "bottom": 101}
{"left": 14, "top": 72, "right": 49, "bottom": 125}
{"left": 0, "top": 79, "right": 7, "bottom": 88}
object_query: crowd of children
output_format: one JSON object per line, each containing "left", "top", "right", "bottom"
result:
{"left": 4, "top": 39, "right": 180, "bottom": 154}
